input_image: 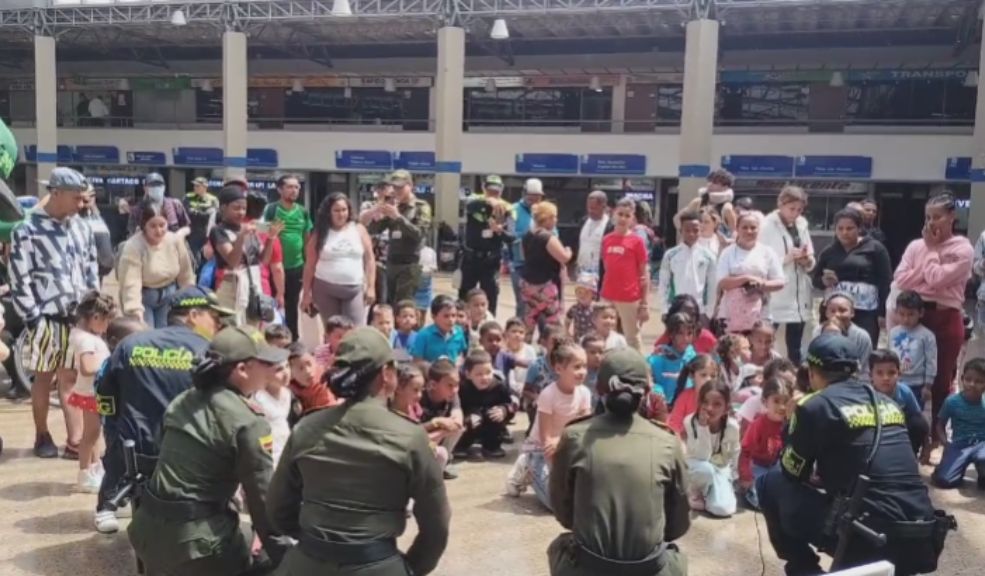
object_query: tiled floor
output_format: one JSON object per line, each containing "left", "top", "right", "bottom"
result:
{"left": 0, "top": 275, "right": 982, "bottom": 575}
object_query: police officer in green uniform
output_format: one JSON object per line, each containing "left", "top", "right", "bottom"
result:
{"left": 458, "top": 175, "right": 513, "bottom": 314}
{"left": 758, "top": 333, "right": 946, "bottom": 576}
{"left": 269, "top": 327, "right": 450, "bottom": 576}
{"left": 548, "top": 348, "right": 690, "bottom": 576}
{"left": 128, "top": 326, "right": 290, "bottom": 575}
{"left": 183, "top": 176, "right": 219, "bottom": 260}
{"left": 361, "top": 170, "right": 432, "bottom": 304}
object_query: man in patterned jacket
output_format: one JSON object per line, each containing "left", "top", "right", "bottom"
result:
{"left": 9, "top": 167, "right": 99, "bottom": 459}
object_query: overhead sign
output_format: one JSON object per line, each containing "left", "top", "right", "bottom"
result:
{"left": 23, "top": 145, "right": 73, "bottom": 164}
{"left": 247, "top": 148, "right": 279, "bottom": 169}
{"left": 127, "top": 151, "right": 167, "bottom": 165}
{"left": 846, "top": 69, "right": 972, "bottom": 82}
{"left": 515, "top": 153, "right": 579, "bottom": 175}
{"left": 795, "top": 155, "right": 872, "bottom": 179}
{"left": 579, "top": 154, "right": 646, "bottom": 176}
{"left": 393, "top": 151, "right": 436, "bottom": 171}
{"left": 719, "top": 70, "right": 832, "bottom": 84}
{"left": 172, "top": 147, "right": 224, "bottom": 167}
{"left": 945, "top": 157, "right": 971, "bottom": 181}
{"left": 335, "top": 150, "right": 393, "bottom": 170}
{"left": 721, "top": 155, "right": 794, "bottom": 178}
{"left": 73, "top": 145, "right": 120, "bottom": 164}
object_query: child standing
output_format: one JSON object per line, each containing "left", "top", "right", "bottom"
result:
{"left": 314, "top": 315, "right": 355, "bottom": 372}
{"left": 505, "top": 341, "right": 592, "bottom": 507}
{"left": 739, "top": 377, "right": 792, "bottom": 509}
{"left": 889, "top": 291, "right": 937, "bottom": 408}
{"left": 504, "top": 318, "right": 537, "bottom": 396}
{"left": 811, "top": 293, "right": 872, "bottom": 378}
{"left": 683, "top": 380, "right": 740, "bottom": 517}
{"left": 392, "top": 299, "right": 419, "bottom": 352}
{"left": 254, "top": 360, "right": 292, "bottom": 464}
{"left": 455, "top": 350, "right": 517, "bottom": 459}
{"left": 592, "top": 302, "right": 627, "bottom": 351}
{"left": 870, "top": 349, "right": 929, "bottom": 460}
{"left": 420, "top": 359, "right": 465, "bottom": 480}
{"left": 68, "top": 292, "right": 116, "bottom": 493}
{"left": 667, "top": 354, "right": 719, "bottom": 433}
{"left": 410, "top": 295, "right": 469, "bottom": 365}
{"left": 287, "top": 341, "right": 336, "bottom": 427}
{"left": 717, "top": 333, "right": 751, "bottom": 391}
{"left": 647, "top": 313, "right": 697, "bottom": 405}
{"left": 414, "top": 244, "right": 437, "bottom": 327}
{"left": 369, "top": 303, "right": 395, "bottom": 341}
{"left": 931, "top": 358, "right": 985, "bottom": 489}
{"left": 565, "top": 273, "right": 597, "bottom": 340}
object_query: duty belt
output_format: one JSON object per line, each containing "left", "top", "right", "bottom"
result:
{"left": 576, "top": 541, "right": 669, "bottom": 576}
{"left": 298, "top": 533, "right": 399, "bottom": 566}
{"left": 138, "top": 488, "right": 227, "bottom": 521}
{"left": 462, "top": 247, "right": 500, "bottom": 260}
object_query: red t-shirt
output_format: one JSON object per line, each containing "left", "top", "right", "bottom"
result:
{"left": 600, "top": 232, "right": 647, "bottom": 302}
{"left": 738, "top": 414, "right": 785, "bottom": 483}
{"left": 654, "top": 329, "right": 717, "bottom": 355}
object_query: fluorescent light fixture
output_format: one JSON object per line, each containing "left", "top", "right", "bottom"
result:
{"left": 292, "top": 78, "right": 305, "bottom": 93}
{"left": 484, "top": 78, "right": 497, "bottom": 92}
{"left": 490, "top": 18, "right": 509, "bottom": 40}
{"left": 170, "top": 9, "right": 187, "bottom": 27}
{"left": 201, "top": 79, "right": 213, "bottom": 92}
{"left": 117, "top": 78, "right": 131, "bottom": 91}
{"left": 344, "top": 86, "right": 353, "bottom": 98}
{"left": 332, "top": 0, "right": 353, "bottom": 17}
{"left": 384, "top": 78, "right": 396, "bottom": 92}
{"left": 965, "top": 71, "right": 979, "bottom": 87}
{"left": 590, "top": 75, "right": 602, "bottom": 92}
{"left": 829, "top": 71, "right": 845, "bottom": 87}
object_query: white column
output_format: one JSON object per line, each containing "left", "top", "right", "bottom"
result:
{"left": 434, "top": 26, "right": 465, "bottom": 232}
{"left": 222, "top": 30, "right": 248, "bottom": 180}
{"left": 168, "top": 168, "right": 186, "bottom": 197}
{"left": 611, "top": 74, "right": 627, "bottom": 133}
{"left": 34, "top": 35, "right": 57, "bottom": 184}
{"left": 969, "top": 35, "right": 985, "bottom": 241}
{"left": 676, "top": 19, "right": 719, "bottom": 210}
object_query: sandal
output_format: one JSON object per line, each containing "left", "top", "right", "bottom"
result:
{"left": 62, "top": 442, "right": 80, "bottom": 461}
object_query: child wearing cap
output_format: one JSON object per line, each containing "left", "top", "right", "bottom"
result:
{"left": 566, "top": 273, "right": 597, "bottom": 341}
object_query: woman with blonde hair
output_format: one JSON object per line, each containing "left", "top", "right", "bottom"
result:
{"left": 519, "top": 202, "right": 572, "bottom": 334}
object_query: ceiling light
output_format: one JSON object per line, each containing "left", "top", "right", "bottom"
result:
{"left": 117, "top": 78, "right": 131, "bottom": 91}
{"left": 384, "top": 78, "right": 396, "bottom": 92}
{"left": 965, "top": 71, "right": 979, "bottom": 87}
{"left": 490, "top": 18, "right": 509, "bottom": 40}
{"left": 484, "top": 78, "right": 496, "bottom": 92}
{"left": 201, "top": 79, "right": 213, "bottom": 92}
{"left": 344, "top": 86, "right": 353, "bottom": 98}
{"left": 170, "top": 9, "right": 187, "bottom": 27}
{"left": 332, "top": 0, "right": 353, "bottom": 17}
{"left": 589, "top": 75, "right": 602, "bottom": 92}
{"left": 829, "top": 71, "right": 845, "bottom": 87}
{"left": 292, "top": 78, "right": 305, "bottom": 93}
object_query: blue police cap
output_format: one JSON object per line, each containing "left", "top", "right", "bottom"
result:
{"left": 806, "top": 332, "right": 858, "bottom": 375}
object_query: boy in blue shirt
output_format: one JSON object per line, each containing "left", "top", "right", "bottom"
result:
{"left": 870, "top": 349, "right": 929, "bottom": 459}
{"left": 392, "top": 299, "right": 419, "bottom": 352}
{"left": 410, "top": 295, "right": 469, "bottom": 365}
{"left": 932, "top": 358, "right": 985, "bottom": 490}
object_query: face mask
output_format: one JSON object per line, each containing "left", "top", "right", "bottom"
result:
{"left": 146, "top": 185, "right": 165, "bottom": 202}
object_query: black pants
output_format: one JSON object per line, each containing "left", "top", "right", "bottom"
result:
{"left": 781, "top": 322, "right": 806, "bottom": 365}
{"left": 854, "top": 309, "right": 880, "bottom": 348}
{"left": 97, "top": 438, "right": 157, "bottom": 512}
{"left": 458, "top": 254, "right": 501, "bottom": 315}
{"left": 283, "top": 266, "right": 303, "bottom": 341}
{"left": 907, "top": 412, "right": 930, "bottom": 456}
{"left": 454, "top": 419, "right": 507, "bottom": 452}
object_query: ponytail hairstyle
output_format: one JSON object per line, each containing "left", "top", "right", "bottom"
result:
{"left": 549, "top": 338, "right": 582, "bottom": 370}
{"left": 192, "top": 351, "right": 237, "bottom": 389}
{"left": 672, "top": 354, "right": 717, "bottom": 409}
{"left": 663, "top": 312, "right": 693, "bottom": 340}
{"left": 716, "top": 334, "right": 746, "bottom": 378}
{"left": 693, "top": 379, "right": 732, "bottom": 454}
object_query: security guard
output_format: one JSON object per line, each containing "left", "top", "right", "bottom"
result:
{"left": 548, "top": 348, "right": 690, "bottom": 576}
{"left": 758, "top": 333, "right": 943, "bottom": 576}
{"left": 94, "top": 286, "right": 233, "bottom": 533}
{"left": 128, "top": 326, "right": 290, "bottom": 575}
{"left": 362, "top": 170, "right": 432, "bottom": 303}
{"left": 269, "top": 327, "right": 450, "bottom": 576}
{"left": 457, "top": 175, "right": 513, "bottom": 314}
{"left": 183, "top": 176, "right": 219, "bottom": 259}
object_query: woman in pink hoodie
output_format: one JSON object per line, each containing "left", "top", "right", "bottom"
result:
{"left": 892, "top": 193, "right": 972, "bottom": 442}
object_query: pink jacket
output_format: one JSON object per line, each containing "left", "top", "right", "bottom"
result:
{"left": 894, "top": 236, "right": 973, "bottom": 311}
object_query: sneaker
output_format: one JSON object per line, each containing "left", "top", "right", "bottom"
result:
{"left": 688, "top": 492, "right": 706, "bottom": 511}
{"left": 500, "top": 430, "right": 515, "bottom": 445}
{"left": 483, "top": 447, "right": 507, "bottom": 459}
{"left": 33, "top": 433, "right": 58, "bottom": 459}
{"left": 94, "top": 510, "right": 119, "bottom": 534}
{"left": 505, "top": 480, "right": 525, "bottom": 497}
{"left": 115, "top": 502, "right": 132, "bottom": 519}
{"left": 77, "top": 468, "right": 103, "bottom": 494}
{"left": 452, "top": 449, "right": 470, "bottom": 461}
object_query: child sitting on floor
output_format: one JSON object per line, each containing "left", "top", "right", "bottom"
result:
{"left": 736, "top": 358, "right": 795, "bottom": 435}
{"left": 369, "top": 303, "right": 395, "bottom": 341}
{"left": 592, "top": 301, "right": 627, "bottom": 351}
{"left": 255, "top": 358, "right": 292, "bottom": 465}
{"left": 504, "top": 318, "right": 537, "bottom": 397}
{"left": 668, "top": 354, "right": 719, "bottom": 433}
{"left": 870, "top": 349, "right": 930, "bottom": 461}
{"left": 566, "top": 273, "right": 597, "bottom": 341}
{"left": 717, "top": 333, "right": 751, "bottom": 391}
{"left": 288, "top": 341, "right": 336, "bottom": 427}
{"left": 748, "top": 322, "right": 782, "bottom": 368}
{"left": 392, "top": 299, "right": 419, "bottom": 352}
{"left": 506, "top": 339, "right": 592, "bottom": 506}
{"left": 683, "top": 379, "right": 740, "bottom": 518}
{"left": 466, "top": 288, "right": 496, "bottom": 348}
{"left": 263, "top": 324, "right": 293, "bottom": 349}
{"left": 523, "top": 323, "right": 565, "bottom": 434}
{"left": 931, "top": 358, "right": 985, "bottom": 490}
{"left": 392, "top": 364, "right": 450, "bottom": 472}
{"left": 811, "top": 293, "right": 872, "bottom": 379}
{"left": 645, "top": 313, "right": 697, "bottom": 420}
{"left": 739, "top": 377, "right": 792, "bottom": 509}
{"left": 455, "top": 350, "right": 517, "bottom": 460}
{"left": 653, "top": 294, "right": 718, "bottom": 355}
{"left": 314, "top": 315, "right": 355, "bottom": 372}
{"left": 479, "top": 320, "right": 530, "bottom": 389}
{"left": 420, "top": 359, "right": 465, "bottom": 480}
{"left": 410, "top": 295, "right": 469, "bottom": 366}
{"left": 581, "top": 334, "right": 605, "bottom": 410}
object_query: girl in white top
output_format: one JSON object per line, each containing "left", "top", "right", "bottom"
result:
{"left": 302, "top": 193, "right": 376, "bottom": 327}
{"left": 66, "top": 292, "right": 116, "bottom": 494}
{"left": 716, "top": 212, "right": 786, "bottom": 333}
{"left": 682, "top": 379, "right": 740, "bottom": 518}
{"left": 254, "top": 361, "right": 292, "bottom": 464}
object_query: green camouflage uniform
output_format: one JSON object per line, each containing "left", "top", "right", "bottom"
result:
{"left": 366, "top": 170, "right": 432, "bottom": 303}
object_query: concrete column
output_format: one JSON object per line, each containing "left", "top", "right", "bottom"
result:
{"left": 676, "top": 19, "right": 719, "bottom": 210}
{"left": 969, "top": 35, "right": 985, "bottom": 241}
{"left": 434, "top": 26, "right": 465, "bottom": 233}
{"left": 611, "top": 74, "right": 627, "bottom": 133}
{"left": 34, "top": 35, "right": 57, "bottom": 184}
{"left": 222, "top": 30, "right": 248, "bottom": 180}
{"left": 168, "top": 168, "right": 186, "bottom": 197}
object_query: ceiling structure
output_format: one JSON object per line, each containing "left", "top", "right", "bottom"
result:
{"left": 0, "top": 0, "right": 980, "bottom": 73}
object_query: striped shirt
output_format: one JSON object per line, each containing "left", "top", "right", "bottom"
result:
{"left": 9, "top": 209, "right": 99, "bottom": 322}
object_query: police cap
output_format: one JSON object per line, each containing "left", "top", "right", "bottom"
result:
{"left": 806, "top": 332, "right": 859, "bottom": 375}
{"left": 387, "top": 169, "right": 413, "bottom": 187}
{"left": 210, "top": 326, "right": 289, "bottom": 365}
{"left": 597, "top": 347, "right": 650, "bottom": 396}
{"left": 169, "top": 286, "right": 236, "bottom": 317}
{"left": 330, "top": 327, "right": 394, "bottom": 397}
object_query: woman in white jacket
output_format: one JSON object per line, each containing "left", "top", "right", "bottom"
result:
{"left": 760, "top": 186, "right": 815, "bottom": 363}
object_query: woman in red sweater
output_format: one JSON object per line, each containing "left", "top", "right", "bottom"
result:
{"left": 739, "top": 377, "right": 793, "bottom": 509}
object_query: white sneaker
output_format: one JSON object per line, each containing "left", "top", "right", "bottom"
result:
{"left": 115, "top": 502, "right": 132, "bottom": 519}
{"left": 77, "top": 468, "right": 102, "bottom": 494}
{"left": 94, "top": 510, "right": 119, "bottom": 534}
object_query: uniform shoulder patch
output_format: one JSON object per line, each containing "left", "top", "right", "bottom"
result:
{"left": 242, "top": 396, "right": 265, "bottom": 416}
{"left": 259, "top": 434, "right": 274, "bottom": 454}
{"left": 645, "top": 418, "right": 677, "bottom": 435}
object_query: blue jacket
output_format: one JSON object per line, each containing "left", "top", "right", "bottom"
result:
{"left": 647, "top": 344, "right": 696, "bottom": 405}
{"left": 509, "top": 201, "right": 535, "bottom": 264}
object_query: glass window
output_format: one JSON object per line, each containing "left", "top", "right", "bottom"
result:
{"left": 716, "top": 83, "right": 808, "bottom": 125}
{"left": 657, "top": 85, "right": 683, "bottom": 122}
{"left": 464, "top": 87, "right": 592, "bottom": 128}
{"left": 846, "top": 79, "right": 976, "bottom": 125}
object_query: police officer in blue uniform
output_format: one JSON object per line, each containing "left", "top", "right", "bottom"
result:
{"left": 94, "top": 286, "right": 233, "bottom": 533}
{"left": 758, "top": 333, "right": 948, "bottom": 576}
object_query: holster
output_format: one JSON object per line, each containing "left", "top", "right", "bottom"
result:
{"left": 297, "top": 533, "right": 399, "bottom": 566}
{"left": 575, "top": 541, "right": 669, "bottom": 576}
{"left": 854, "top": 511, "right": 957, "bottom": 575}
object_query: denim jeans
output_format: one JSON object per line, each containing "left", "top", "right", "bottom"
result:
{"left": 932, "top": 437, "right": 985, "bottom": 488}
{"left": 744, "top": 463, "right": 773, "bottom": 509}
{"left": 529, "top": 451, "right": 552, "bottom": 511}
{"left": 142, "top": 283, "right": 178, "bottom": 329}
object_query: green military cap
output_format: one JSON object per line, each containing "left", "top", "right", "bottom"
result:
{"left": 330, "top": 327, "right": 395, "bottom": 397}
{"left": 597, "top": 347, "right": 650, "bottom": 395}
{"left": 484, "top": 174, "right": 504, "bottom": 190}
{"left": 388, "top": 169, "right": 414, "bottom": 187}
{"left": 169, "top": 286, "right": 236, "bottom": 317}
{"left": 192, "top": 176, "right": 210, "bottom": 187}
{"left": 211, "top": 326, "right": 290, "bottom": 365}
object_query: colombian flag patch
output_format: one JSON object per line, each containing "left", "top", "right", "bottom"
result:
{"left": 259, "top": 434, "right": 274, "bottom": 454}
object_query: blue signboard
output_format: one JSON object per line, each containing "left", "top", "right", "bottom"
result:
{"left": 945, "top": 157, "right": 971, "bottom": 181}
{"left": 127, "top": 151, "right": 167, "bottom": 165}
{"left": 73, "top": 145, "right": 120, "bottom": 164}
{"left": 393, "top": 151, "right": 436, "bottom": 171}
{"left": 24, "top": 145, "right": 73, "bottom": 164}
{"left": 515, "top": 153, "right": 579, "bottom": 174}
{"left": 795, "top": 155, "right": 872, "bottom": 179}
{"left": 173, "top": 147, "right": 224, "bottom": 167}
{"left": 247, "top": 148, "right": 279, "bottom": 169}
{"left": 721, "top": 155, "right": 794, "bottom": 178}
{"left": 580, "top": 154, "right": 646, "bottom": 176}
{"left": 336, "top": 150, "right": 393, "bottom": 170}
